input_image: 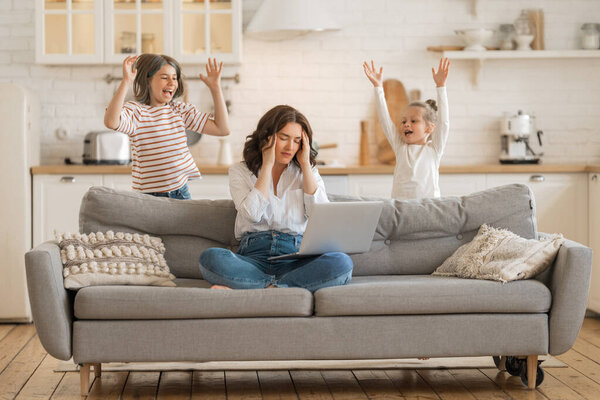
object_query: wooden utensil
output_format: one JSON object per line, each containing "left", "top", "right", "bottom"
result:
{"left": 529, "top": 9, "right": 544, "bottom": 50}
{"left": 374, "top": 79, "right": 409, "bottom": 164}
{"left": 359, "top": 120, "right": 370, "bottom": 166}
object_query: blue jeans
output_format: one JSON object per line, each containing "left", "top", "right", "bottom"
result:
{"left": 146, "top": 183, "right": 191, "bottom": 200}
{"left": 199, "top": 231, "right": 353, "bottom": 292}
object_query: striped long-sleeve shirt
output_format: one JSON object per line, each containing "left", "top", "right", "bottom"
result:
{"left": 117, "top": 101, "right": 212, "bottom": 193}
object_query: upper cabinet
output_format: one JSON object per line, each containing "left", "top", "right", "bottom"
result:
{"left": 35, "top": 0, "right": 242, "bottom": 65}
{"left": 36, "top": 0, "right": 103, "bottom": 63}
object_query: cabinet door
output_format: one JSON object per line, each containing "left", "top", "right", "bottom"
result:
{"left": 348, "top": 175, "right": 393, "bottom": 198}
{"left": 588, "top": 173, "right": 600, "bottom": 312}
{"left": 36, "top": 0, "right": 103, "bottom": 64}
{"left": 188, "top": 175, "right": 230, "bottom": 199}
{"left": 322, "top": 175, "right": 349, "bottom": 196}
{"left": 173, "top": 0, "right": 241, "bottom": 64}
{"left": 33, "top": 174, "right": 103, "bottom": 246}
{"left": 439, "top": 174, "right": 486, "bottom": 197}
{"left": 486, "top": 173, "right": 588, "bottom": 245}
{"left": 105, "top": 0, "right": 172, "bottom": 63}
{"left": 102, "top": 174, "right": 134, "bottom": 191}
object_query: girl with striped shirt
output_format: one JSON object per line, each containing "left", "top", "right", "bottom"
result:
{"left": 104, "top": 54, "right": 230, "bottom": 199}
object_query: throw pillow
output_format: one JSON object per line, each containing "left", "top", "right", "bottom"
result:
{"left": 56, "top": 231, "right": 176, "bottom": 289}
{"left": 432, "top": 224, "right": 564, "bottom": 282}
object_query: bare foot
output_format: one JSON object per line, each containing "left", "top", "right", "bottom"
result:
{"left": 266, "top": 284, "right": 276, "bottom": 288}
{"left": 210, "top": 284, "right": 232, "bottom": 290}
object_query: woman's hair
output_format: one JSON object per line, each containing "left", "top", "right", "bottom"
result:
{"left": 407, "top": 99, "right": 438, "bottom": 125}
{"left": 243, "top": 105, "right": 317, "bottom": 177}
{"left": 133, "top": 54, "right": 184, "bottom": 105}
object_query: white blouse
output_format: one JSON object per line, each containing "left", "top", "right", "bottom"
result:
{"left": 375, "top": 86, "right": 449, "bottom": 200}
{"left": 229, "top": 162, "right": 329, "bottom": 239}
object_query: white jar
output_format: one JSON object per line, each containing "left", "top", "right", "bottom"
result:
{"left": 581, "top": 23, "right": 600, "bottom": 49}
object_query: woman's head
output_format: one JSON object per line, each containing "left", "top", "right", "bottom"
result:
{"left": 133, "top": 54, "right": 184, "bottom": 106}
{"left": 401, "top": 100, "right": 438, "bottom": 144}
{"left": 243, "top": 105, "right": 317, "bottom": 176}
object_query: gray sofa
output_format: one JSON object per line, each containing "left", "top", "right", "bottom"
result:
{"left": 25, "top": 184, "right": 592, "bottom": 395}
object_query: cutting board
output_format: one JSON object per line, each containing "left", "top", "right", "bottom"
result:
{"left": 375, "top": 79, "right": 409, "bottom": 164}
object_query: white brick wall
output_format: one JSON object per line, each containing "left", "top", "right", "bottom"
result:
{"left": 1, "top": 0, "right": 600, "bottom": 166}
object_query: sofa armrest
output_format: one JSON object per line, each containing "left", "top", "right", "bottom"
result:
{"left": 25, "top": 241, "right": 73, "bottom": 360}
{"left": 546, "top": 237, "right": 592, "bottom": 355}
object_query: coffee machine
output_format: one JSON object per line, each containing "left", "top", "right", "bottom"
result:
{"left": 499, "top": 110, "right": 544, "bottom": 164}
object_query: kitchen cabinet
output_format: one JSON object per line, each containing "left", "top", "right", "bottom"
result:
{"left": 486, "top": 173, "right": 588, "bottom": 245}
{"left": 588, "top": 173, "right": 600, "bottom": 313}
{"left": 35, "top": 0, "right": 103, "bottom": 64}
{"left": 439, "top": 173, "right": 486, "bottom": 197}
{"left": 36, "top": 0, "right": 242, "bottom": 64}
{"left": 348, "top": 174, "right": 394, "bottom": 198}
{"left": 33, "top": 174, "right": 103, "bottom": 245}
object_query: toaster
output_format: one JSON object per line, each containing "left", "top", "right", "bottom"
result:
{"left": 83, "top": 131, "right": 131, "bottom": 165}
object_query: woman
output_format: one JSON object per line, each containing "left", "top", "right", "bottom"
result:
{"left": 199, "top": 105, "right": 353, "bottom": 292}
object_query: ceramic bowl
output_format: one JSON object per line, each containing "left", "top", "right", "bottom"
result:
{"left": 514, "top": 34, "right": 534, "bottom": 50}
{"left": 455, "top": 28, "right": 494, "bottom": 51}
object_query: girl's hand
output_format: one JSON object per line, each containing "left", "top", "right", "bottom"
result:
{"left": 296, "top": 131, "right": 311, "bottom": 167}
{"left": 122, "top": 56, "right": 138, "bottom": 84}
{"left": 199, "top": 58, "right": 223, "bottom": 90}
{"left": 261, "top": 135, "right": 277, "bottom": 167}
{"left": 432, "top": 57, "right": 450, "bottom": 87}
{"left": 363, "top": 60, "right": 383, "bottom": 87}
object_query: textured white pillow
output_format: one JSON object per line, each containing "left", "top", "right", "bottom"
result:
{"left": 56, "top": 231, "right": 176, "bottom": 289}
{"left": 433, "top": 224, "right": 564, "bottom": 282}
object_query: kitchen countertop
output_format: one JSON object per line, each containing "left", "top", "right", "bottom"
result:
{"left": 31, "top": 164, "right": 600, "bottom": 175}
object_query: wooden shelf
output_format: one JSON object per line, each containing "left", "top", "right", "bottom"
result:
{"left": 427, "top": 49, "right": 600, "bottom": 86}
{"left": 439, "top": 49, "right": 600, "bottom": 60}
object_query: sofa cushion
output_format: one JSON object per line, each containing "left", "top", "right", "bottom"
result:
{"left": 79, "top": 187, "right": 237, "bottom": 279}
{"left": 74, "top": 278, "right": 313, "bottom": 319}
{"left": 314, "top": 275, "right": 551, "bottom": 316}
{"left": 332, "top": 183, "right": 537, "bottom": 276}
{"left": 79, "top": 184, "right": 536, "bottom": 278}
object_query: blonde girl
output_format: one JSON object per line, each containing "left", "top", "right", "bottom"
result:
{"left": 363, "top": 58, "right": 450, "bottom": 200}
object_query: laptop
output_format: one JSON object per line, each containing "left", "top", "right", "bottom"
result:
{"left": 268, "top": 201, "right": 384, "bottom": 261}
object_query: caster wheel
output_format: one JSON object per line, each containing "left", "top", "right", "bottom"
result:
{"left": 493, "top": 356, "right": 503, "bottom": 370}
{"left": 505, "top": 356, "right": 524, "bottom": 376}
{"left": 520, "top": 365, "right": 544, "bottom": 388}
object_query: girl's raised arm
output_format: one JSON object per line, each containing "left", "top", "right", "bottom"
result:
{"left": 104, "top": 56, "right": 137, "bottom": 130}
{"left": 199, "top": 58, "right": 230, "bottom": 137}
{"left": 431, "top": 58, "right": 450, "bottom": 156}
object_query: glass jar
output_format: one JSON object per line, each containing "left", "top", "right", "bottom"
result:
{"left": 581, "top": 23, "right": 600, "bottom": 50}
{"left": 499, "top": 24, "right": 515, "bottom": 50}
{"left": 514, "top": 10, "right": 533, "bottom": 35}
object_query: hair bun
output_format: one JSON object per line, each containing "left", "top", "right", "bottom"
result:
{"left": 425, "top": 99, "right": 438, "bottom": 112}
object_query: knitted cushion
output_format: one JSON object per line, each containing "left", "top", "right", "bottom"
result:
{"left": 432, "top": 224, "right": 564, "bottom": 282}
{"left": 56, "top": 231, "right": 176, "bottom": 289}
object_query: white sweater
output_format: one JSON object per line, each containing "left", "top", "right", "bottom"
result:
{"left": 375, "top": 86, "right": 449, "bottom": 200}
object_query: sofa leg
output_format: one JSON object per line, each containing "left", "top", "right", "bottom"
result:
{"left": 80, "top": 363, "right": 91, "bottom": 396}
{"left": 93, "top": 363, "right": 102, "bottom": 378}
{"left": 527, "top": 355, "right": 538, "bottom": 389}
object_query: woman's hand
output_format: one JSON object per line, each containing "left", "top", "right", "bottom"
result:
{"left": 296, "top": 131, "right": 311, "bottom": 167}
{"left": 199, "top": 58, "right": 223, "bottom": 91}
{"left": 363, "top": 60, "right": 383, "bottom": 87}
{"left": 261, "top": 135, "right": 277, "bottom": 168}
{"left": 122, "top": 55, "right": 138, "bottom": 84}
{"left": 432, "top": 57, "right": 450, "bottom": 87}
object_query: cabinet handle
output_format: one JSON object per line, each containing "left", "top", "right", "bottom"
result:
{"left": 593, "top": 174, "right": 598, "bottom": 182}
{"left": 60, "top": 176, "right": 76, "bottom": 183}
{"left": 529, "top": 175, "right": 545, "bottom": 182}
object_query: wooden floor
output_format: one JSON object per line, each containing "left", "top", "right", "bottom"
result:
{"left": 1, "top": 318, "right": 600, "bottom": 400}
